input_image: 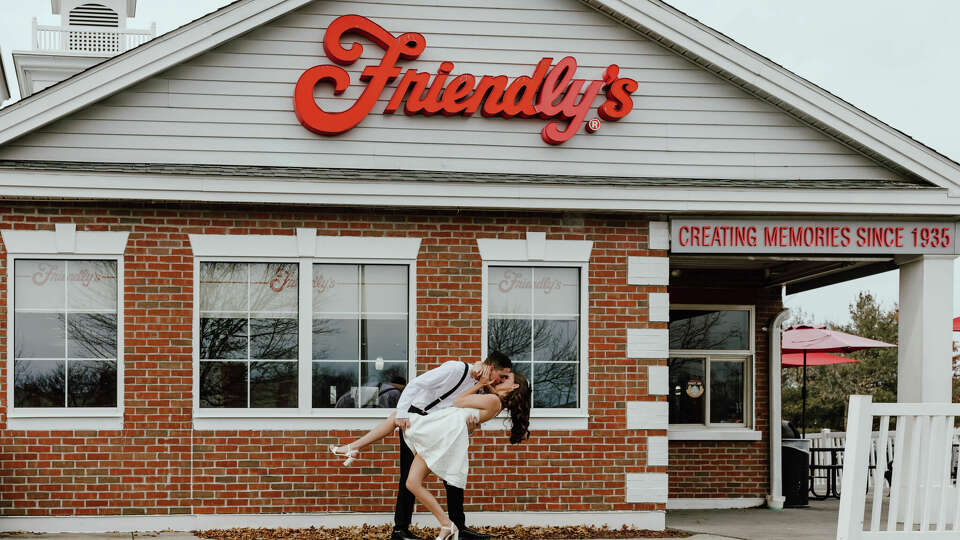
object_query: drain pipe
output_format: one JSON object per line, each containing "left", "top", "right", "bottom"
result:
{"left": 767, "top": 308, "right": 790, "bottom": 510}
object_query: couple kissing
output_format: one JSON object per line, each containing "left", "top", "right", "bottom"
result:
{"left": 329, "top": 351, "right": 530, "bottom": 540}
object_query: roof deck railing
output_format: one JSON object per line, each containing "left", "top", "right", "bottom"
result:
{"left": 32, "top": 17, "right": 156, "bottom": 54}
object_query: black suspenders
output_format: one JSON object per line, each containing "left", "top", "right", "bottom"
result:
{"left": 423, "top": 362, "right": 470, "bottom": 412}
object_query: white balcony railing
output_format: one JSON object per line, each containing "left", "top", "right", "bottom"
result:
{"left": 32, "top": 18, "right": 156, "bottom": 54}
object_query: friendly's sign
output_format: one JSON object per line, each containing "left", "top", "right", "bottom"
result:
{"left": 671, "top": 219, "right": 957, "bottom": 254}
{"left": 293, "top": 15, "right": 639, "bottom": 145}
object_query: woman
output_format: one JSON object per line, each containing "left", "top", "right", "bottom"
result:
{"left": 330, "top": 371, "right": 531, "bottom": 540}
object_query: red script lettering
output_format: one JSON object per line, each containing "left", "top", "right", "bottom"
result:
{"left": 294, "top": 15, "right": 638, "bottom": 145}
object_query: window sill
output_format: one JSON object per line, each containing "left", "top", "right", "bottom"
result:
{"left": 668, "top": 426, "right": 762, "bottom": 441}
{"left": 6, "top": 415, "right": 123, "bottom": 431}
{"left": 193, "top": 414, "right": 391, "bottom": 431}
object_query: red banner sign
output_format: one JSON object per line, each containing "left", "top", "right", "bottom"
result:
{"left": 294, "top": 15, "right": 639, "bottom": 145}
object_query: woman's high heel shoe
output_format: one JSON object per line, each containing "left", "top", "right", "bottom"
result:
{"left": 328, "top": 444, "right": 360, "bottom": 466}
{"left": 436, "top": 523, "right": 458, "bottom": 540}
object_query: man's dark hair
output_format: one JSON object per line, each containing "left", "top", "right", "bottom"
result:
{"left": 483, "top": 350, "right": 513, "bottom": 370}
{"left": 390, "top": 375, "right": 407, "bottom": 386}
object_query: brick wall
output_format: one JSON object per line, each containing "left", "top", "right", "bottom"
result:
{"left": 666, "top": 285, "right": 783, "bottom": 499}
{"left": 0, "top": 202, "right": 667, "bottom": 517}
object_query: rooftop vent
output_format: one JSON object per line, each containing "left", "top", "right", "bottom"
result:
{"left": 68, "top": 3, "right": 119, "bottom": 27}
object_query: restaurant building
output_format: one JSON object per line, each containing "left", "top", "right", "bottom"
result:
{"left": 0, "top": 0, "right": 958, "bottom": 533}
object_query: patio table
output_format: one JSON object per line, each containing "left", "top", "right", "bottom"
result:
{"left": 809, "top": 446, "right": 843, "bottom": 500}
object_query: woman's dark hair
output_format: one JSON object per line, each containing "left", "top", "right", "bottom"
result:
{"left": 484, "top": 350, "right": 513, "bottom": 371}
{"left": 502, "top": 372, "right": 531, "bottom": 444}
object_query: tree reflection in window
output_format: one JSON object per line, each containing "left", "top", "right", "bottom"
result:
{"left": 487, "top": 266, "right": 580, "bottom": 409}
{"left": 198, "top": 262, "right": 298, "bottom": 409}
{"left": 13, "top": 260, "right": 118, "bottom": 408}
{"left": 669, "top": 309, "right": 749, "bottom": 350}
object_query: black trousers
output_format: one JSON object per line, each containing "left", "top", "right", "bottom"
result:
{"left": 394, "top": 412, "right": 465, "bottom": 530}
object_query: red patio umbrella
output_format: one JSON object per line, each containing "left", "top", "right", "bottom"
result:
{"left": 782, "top": 325, "right": 895, "bottom": 437}
{"left": 953, "top": 317, "right": 960, "bottom": 331}
{"left": 782, "top": 352, "right": 858, "bottom": 367}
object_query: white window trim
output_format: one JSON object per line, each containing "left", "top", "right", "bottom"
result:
{"left": 668, "top": 304, "right": 756, "bottom": 438}
{"left": 189, "top": 230, "right": 421, "bottom": 430}
{"left": 3, "top": 226, "right": 129, "bottom": 431}
{"left": 479, "top": 234, "right": 593, "bottom": 431}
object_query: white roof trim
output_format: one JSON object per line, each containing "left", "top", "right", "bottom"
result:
{"left": 0, "top": 0, "right": 313, "bottom": 145}
{"left": 0, "top": 47, "right": 10, "bottom": 103}
{"left": 0, "top": 0, "right": 959, "bottom": 195}
{"left": 0, "top": 169, "right": 958, "bottom": 214}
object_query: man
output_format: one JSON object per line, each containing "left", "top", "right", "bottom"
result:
{"left": 378, "top": 375, "right": 406, "bottom": 409}
{"left": 391, "top": 351, "right": 513, "bottom": 540}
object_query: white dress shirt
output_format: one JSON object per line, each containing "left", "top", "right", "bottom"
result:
{"left": 395, "top": 361, "right": 475, "bottom": 419}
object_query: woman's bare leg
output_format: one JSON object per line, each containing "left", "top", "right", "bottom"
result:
{"left": 405, "top": 455, "right": 452, "bottom": 529}
{"left": 335, "top": 411, "right": 397, "bottom": 453}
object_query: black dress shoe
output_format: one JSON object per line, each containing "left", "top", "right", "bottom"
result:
{"left": 458, "top": 526, "right": 492, "bottom": 540}
{"left": 391, "top": 529, "right": 425, "bottom": 540}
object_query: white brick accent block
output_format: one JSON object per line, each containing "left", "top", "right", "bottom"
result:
{"left": 525, "top": 231, "right": 546, "bottom": 260}
{"left": 647, "top": 436, "right": 669, "bottom": 467}
{"left": 648, "top": 292, "right": 669, "bottom": 322}
{"left": 627, "top": 256, "right": 669, "bottom": 286}
{"left": 627, "top": 328, "right": 668, "bottom": 358}
{"left": 648, "top": 222, "right": 670, "bottom": 250}
{"left": 626, "top": 401, "right": 668, "bottom": 430}
{"left": 626, "top": 473, "right": 668, "bottom": 503}
{"left": 647, "top": 365, "right": 669, "bottom": 395}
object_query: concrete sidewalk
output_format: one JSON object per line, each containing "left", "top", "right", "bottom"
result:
{"left": 0, "top": 533, "right": 735, "bottom": 540}
{"left": 668, "top": 499, "right": 840, "bottom": 540}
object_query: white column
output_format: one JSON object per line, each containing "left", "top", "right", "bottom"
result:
{"left": 896, "top": 255, "right": 956, "bottom": 524}
{"left": 767, "top": 308, "right": 791, "bottom": 510}
{"left": 897, "top": 255, "right": 955, "bottom": 403}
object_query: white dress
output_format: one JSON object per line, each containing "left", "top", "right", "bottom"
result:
{"left": 405, "top": 406, "right": 479, "bottom": 489}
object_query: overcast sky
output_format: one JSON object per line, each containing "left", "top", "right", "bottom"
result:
{"left": 664, "top": 0, "right": 960, "bottom": 325}
{"left": 1, "top": 0, "right": 959, "bottom": 326}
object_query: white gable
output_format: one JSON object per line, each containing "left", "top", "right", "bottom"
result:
{"left": 0, "top": 0, "right": 909, "bottom": 182}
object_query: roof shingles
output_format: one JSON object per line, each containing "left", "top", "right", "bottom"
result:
{"left": 0, "top": 160, "right": 936, "bottom": 190}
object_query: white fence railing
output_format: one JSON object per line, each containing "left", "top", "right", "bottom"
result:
{"left": 837, "top": 395, "right": 960, "bottom": 539}
{"left": 809, "top": 426, "right": 960, "bottom": 499}
{"left": 32, "top": 18, "right": 155, "bottom": 54}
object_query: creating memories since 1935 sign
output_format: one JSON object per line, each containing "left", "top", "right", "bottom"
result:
{"left": 671, "top": 219, "right": 958, "bottom": 254}
{"left": 293, "top": 14, "right": 639, "bottom": 145}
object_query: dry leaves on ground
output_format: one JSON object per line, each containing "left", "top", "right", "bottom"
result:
{"left": 195, "top": 524, "right": 691, "bottom": 539}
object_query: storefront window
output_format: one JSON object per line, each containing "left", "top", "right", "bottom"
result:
{"left": 312, "top": 264, "right": 408, "bottom": 408}
{"left": 199, "top": 262, "right": 299, "bottom": 408}
{"left": 14, "top": 259, "right": 119, "bottom": 408}
{"left": 487, "top": 266, "right": 580, "bottom": 408}
{"left": 668, "top": 307, "right": 751, "bottom": 426}
{"left": 669, "top": 309, "right": 749, "bottom": 350}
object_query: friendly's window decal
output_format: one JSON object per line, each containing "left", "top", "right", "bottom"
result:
{"left": 14, "top": 260, "right": 119, "bottom": 408}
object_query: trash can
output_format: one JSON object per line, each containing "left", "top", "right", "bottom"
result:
{"left": 782, "top": 438, "right": 810, "bottom": 508}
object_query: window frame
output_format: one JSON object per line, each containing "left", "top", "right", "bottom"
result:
{"left": 190, "top": 231, "right": 419, "bottom": 430}
{"left": 477, "top": 234, "right": 593, "bottom": 430}
{"left": 4, "top": 226, "right": 128, "bottom": 430}
{"left": 667, "top": 304, "right": 755, "bottom": 431}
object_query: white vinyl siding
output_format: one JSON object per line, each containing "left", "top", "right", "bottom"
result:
{"left": 0, "top": 0, "right": 902, "bottom": 182}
